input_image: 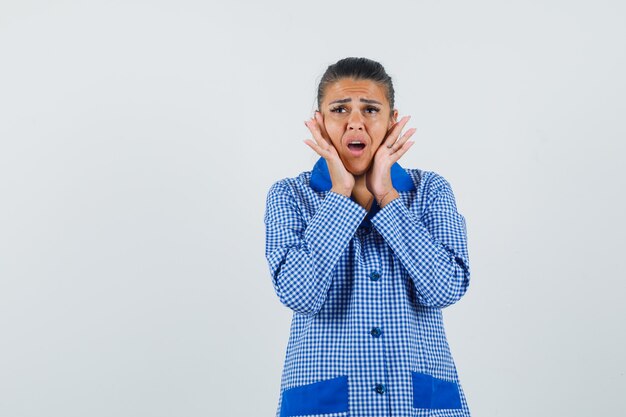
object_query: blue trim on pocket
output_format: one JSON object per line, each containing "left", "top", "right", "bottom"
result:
{"left": 280, "top": 375, "right": 349, "bottom": 417}
{"left": 411, "top": 371, "right": 462, "bottom": 409}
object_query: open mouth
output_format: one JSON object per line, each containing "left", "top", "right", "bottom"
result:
{"left": 346, "top": 140, "right": 367, "bottom": 157}
{"left": 345, "top": 137, "right": 367, "bottom": 156}
{"left": 347, "top": 143, "right": 366, "bottom": 151}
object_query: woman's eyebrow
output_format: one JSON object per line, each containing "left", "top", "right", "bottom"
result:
{"left": 328, "top": 98, "right": 383, "bottom": 105}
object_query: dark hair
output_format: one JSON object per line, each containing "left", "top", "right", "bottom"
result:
{"left": 317, "top": 57, "right": 395, "bottom": 111}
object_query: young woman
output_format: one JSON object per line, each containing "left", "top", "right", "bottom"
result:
{"left": 264, "top": 57, "right": 472, "bottom": 417}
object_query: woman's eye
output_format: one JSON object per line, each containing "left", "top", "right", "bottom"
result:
{"left": 330, "top": 106, "right": 346, "bottom": 113}
{"left": 365, "top": 107, "right": 380, "bottom": 114}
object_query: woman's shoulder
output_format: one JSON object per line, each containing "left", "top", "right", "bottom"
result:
{"left": 265, "top": 170, "right": 317, "bottom": 206}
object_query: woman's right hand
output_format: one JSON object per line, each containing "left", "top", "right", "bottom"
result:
{"left": 304, "top": 111, "right": 355, "bottom": 197}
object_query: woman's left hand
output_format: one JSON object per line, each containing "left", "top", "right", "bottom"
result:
{"left": 366, "top": 115, "right": 417, "bottom": 207}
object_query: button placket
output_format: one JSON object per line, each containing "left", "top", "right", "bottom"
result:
{"left": 367, "top": 267, "right": 386, "bottom": 399}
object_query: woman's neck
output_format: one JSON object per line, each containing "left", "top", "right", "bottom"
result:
{"left": 351, "top": 174, "right": 374, "bottom": 210}
{"left": 353, "top": 173, "right": 367, "bottom": 190}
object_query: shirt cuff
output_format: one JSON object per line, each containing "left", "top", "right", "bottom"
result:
{"left": 369, "top": 196, "right": 451, "bottom": 268}
{"left": 304, "top": 191, "right": 368, "bottom": 255}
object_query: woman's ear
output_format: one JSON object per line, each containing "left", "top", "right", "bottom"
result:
{"left": 389, "top": 109, "right": 399, "bottom": 126}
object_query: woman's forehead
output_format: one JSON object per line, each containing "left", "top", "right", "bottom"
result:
{"left": 323, "top": 78, "right": 388, "bottom": 103}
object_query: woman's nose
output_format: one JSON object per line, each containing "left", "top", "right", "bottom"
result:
{"left": 347, "top": 112, "right": 364, "bottom": 131}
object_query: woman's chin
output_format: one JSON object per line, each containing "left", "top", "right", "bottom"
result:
{"left": 338, "top": 151, "right": 373, "bottom": 175}
{"left": 344, "top": 160, "right": 373, "bottom": 177}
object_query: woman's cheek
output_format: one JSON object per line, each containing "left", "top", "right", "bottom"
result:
{"left": 329, "top": 133, "right": 342, "bottom": 150}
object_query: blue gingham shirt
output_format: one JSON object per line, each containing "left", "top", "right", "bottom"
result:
{"left": 264, "top": 157, "right": 471, "bottom": 417}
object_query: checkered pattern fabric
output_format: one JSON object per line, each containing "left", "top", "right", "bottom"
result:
{"left": 264, "top": 160, "right": 471, "bottom": 417}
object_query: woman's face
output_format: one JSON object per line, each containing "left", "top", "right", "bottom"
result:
{"left": 319, "top": 78, "right": 398, "bottom": 176}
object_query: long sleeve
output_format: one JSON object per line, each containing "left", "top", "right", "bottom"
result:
{"left": 264, "top": 180, "right": 367, "bottom": 316}
{"left": 369, "top": 174, "right": 470, "bottom": 308}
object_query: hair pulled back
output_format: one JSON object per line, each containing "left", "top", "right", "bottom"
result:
{"left": 317, "top": 57, "right": 395, "bottom": 111}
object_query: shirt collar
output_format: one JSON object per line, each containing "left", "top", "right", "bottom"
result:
{"left": 309, "top": 156, "right": 416, "bottom": 192}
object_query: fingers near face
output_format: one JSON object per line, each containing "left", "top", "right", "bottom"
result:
{"left": 393, "top": 139, "right": 415, "bottom": 161}
{"left": 305, "top": 117, "right": 329, "bottom": 150}
{"left": 385, "top": 115, "right": 411, "bottom": 142}
{"left": 387, "top": 126, "right": 416, "bottom": 153}
{"left": 314, "top": 111, "right": 329, "bottom": 137}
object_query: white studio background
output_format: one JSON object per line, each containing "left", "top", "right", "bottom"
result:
{"left": 1, "top": 1, "right": 624, "bottom": 416}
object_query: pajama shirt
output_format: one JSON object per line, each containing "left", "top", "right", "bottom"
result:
{"left": 264, "top": 156, "right": 472, "bottom": 417}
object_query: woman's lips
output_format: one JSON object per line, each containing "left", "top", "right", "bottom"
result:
{"left": 345, "top": 137, "right": 367, "bottom": 157}
{"left": 347, "top": 142, "right": 366, "bottom": 157}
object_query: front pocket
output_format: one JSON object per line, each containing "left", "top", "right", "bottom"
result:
{"left": 280, "top": 375, "right": 349, "bottom": 417}
{"left": 411, "top": 371, "right": 462, "bottom": 409}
